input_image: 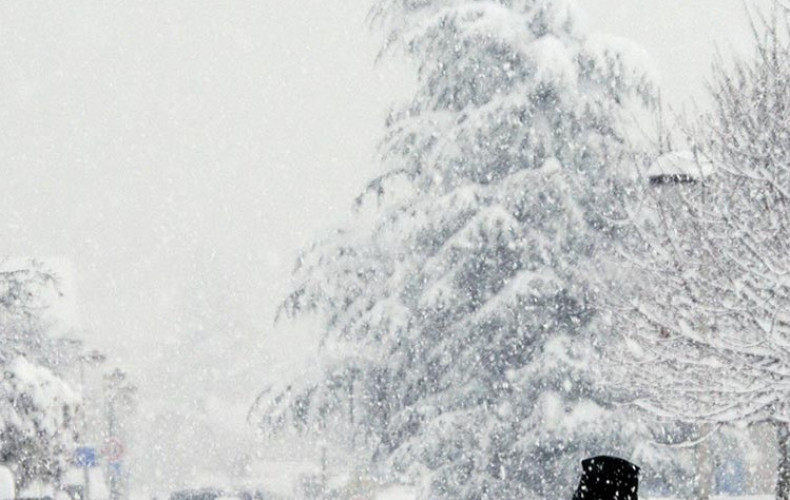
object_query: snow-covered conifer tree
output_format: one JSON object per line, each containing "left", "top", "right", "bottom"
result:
{"left": 0, "top": 357, "right": 80, "bottom": 489}
{"left": 0, "top": 264, "right": 82, "bottom": 489}
{"left": 256, "top": 2, "right": 665, "bottom": 499}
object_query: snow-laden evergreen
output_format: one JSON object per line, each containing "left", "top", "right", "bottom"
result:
{"left": 0, "top": 264, "right": 81, "bottom": 489}
{"left": 0, "top": 357, "right": 80, "bottom": 489}
{"left": 255, "top": 2, "right": 666, "bottom": 499}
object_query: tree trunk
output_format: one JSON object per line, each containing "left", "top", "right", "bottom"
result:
{"left": 777, "top": 421, "right": 790, "bottom": 500}
{"left": 695, "top": 424, "right": 713, "bottom": 500}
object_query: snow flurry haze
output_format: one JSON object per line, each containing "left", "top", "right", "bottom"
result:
{"left": 0, "top": 1, "right": 781, "bottom": 500}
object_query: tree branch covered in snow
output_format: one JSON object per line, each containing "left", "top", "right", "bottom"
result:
{"left": 608, "top": 2, "right": 790, "bottom": 426}
{"left": 604, "top": 3, "right": 790, "bottom": 497}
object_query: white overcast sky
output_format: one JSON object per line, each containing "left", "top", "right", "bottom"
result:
{"left": 0, "top": 0, "right": 773, "bottom": 486}
{"left": 0, "top": 0, "right": 768, "bottom": 355}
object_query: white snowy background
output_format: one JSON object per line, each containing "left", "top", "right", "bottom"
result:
{"left": 0, "top": 0, "right": 774, "bottom": 494}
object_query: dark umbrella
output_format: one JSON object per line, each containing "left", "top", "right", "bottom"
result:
{"left": 572, "top": 456, "right": 640, "bottom": 500}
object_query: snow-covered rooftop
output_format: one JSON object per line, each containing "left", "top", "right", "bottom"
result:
{"left": 646, "top": 151, "right": 715, "bottom": 183}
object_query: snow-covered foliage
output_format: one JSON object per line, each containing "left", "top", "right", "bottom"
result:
{"left": 605, "top": 5, "right": 790, "bottom": 500}
{"left": 254, "top": 2, "right": 667, "bottom": 500}
{"left": 608, "top": 2, "right": 790, "bottom": 430}
{"left": 0, "top": 264, "right": 82, "bottom": 489}
{"left": 0, "top": 264, "right": 59, "bottom": 366}
{"left": 0, "top": 357, "right": 80, "bottom": 489}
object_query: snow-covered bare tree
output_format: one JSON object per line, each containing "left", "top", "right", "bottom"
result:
{"left": 605, "top": 4, "right": 790, "bottom": 499}
{"left": 254, "top": 2, "right": 670, "bottom": 499}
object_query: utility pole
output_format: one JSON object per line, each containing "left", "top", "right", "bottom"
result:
{"left": 695, "top": 424, "right": 714, "bottom": 500}
{"left": 78, "top": 349, "right": 106, "bottom": 500}
{"left": 105, "top": 369, "right": 123, "bottom": 500}
{"left": 104, "top": 369, "right": 136, "bottom": 500}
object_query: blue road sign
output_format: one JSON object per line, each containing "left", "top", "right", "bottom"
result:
{"left": 74, "top": 447, "right": 97, "bottom": 468}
